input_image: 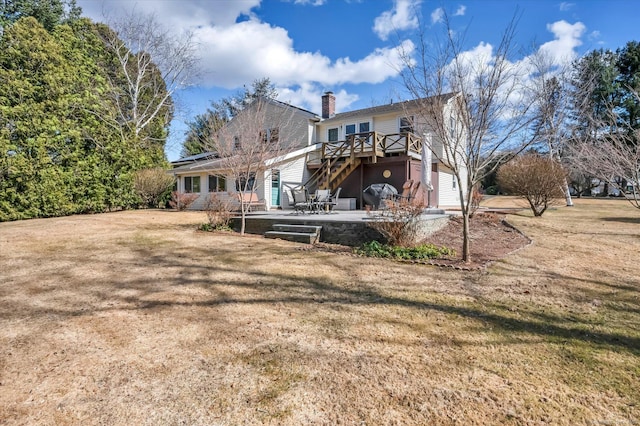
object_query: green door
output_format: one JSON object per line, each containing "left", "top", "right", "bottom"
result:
{"left": 271, "top": 169, "right": 280, "bottom": 207}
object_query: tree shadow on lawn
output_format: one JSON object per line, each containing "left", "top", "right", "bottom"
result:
{"left": 489, "top": 258, "right": 640, "bottom": 294}
{"left": 601, "top": 216, "right": 640, "bottom": 224}
{"left": 5, "top": 243, "right": 638, "bottom": 356}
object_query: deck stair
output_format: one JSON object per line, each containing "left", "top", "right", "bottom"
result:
{"left": 317, "top": 156, "right": 362, "bottom": 190}
{"left": 264, "top": 224, "right": 322, "bottom": 244}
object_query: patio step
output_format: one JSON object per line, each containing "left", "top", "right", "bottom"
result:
{"left": 264, "top": 224, "right": 322, "bottom": 244}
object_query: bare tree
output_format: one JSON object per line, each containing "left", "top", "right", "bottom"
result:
{"left": 101, "top": 10, "right": 198, "bottom": 149}
{"left": 566, "top": 48, "right": 640, "bottom": 208}
{"left": 399, "top": 13, "right": 538, "bottom": 262}
{"left": 528, "top": 50, "right": 574, "bottom": 206}
{"left": 568, "top": 92, "right": 640, "bottom": 208}
{"left": 204, "top": 97, "right": 300, "bottom": 234}
{"left": 497, "top": 154, "right": 566, "bottom": 216}
{"left": 566, "top": 166, "right": 601, "bottom": 197}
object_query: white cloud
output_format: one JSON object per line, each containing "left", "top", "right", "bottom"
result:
{"left": 79, "top": 0, "right": 261, "bottom": 28}
{"left": 278, "top": 84, "right": 359, "bottom": 114}
{"left": 454, "top": 5, "right": 466, "bottom": 16}
{"left": 78, "top": 0, "right": 412, "bottom": 91}
{"left": 452, "top": 42, "right": 495, "bottom": 75}
{"left": 539, "top": 20, "right": 586, "bottom": 65}
{"left": 559, "top": 2, "right": 575, "bottom": 12}
{"left": 372, "top": 0, "right": 422, "bottom": 41}
{"left": 588, "top": 30, "right": 602, "bottom": 43}
{"left": 293, "top": 0, "right": 326, "bottom": 5}
{"left": 431, "top": 7, "right": 444, "bottom": 24}
{"left": 194, "top": 20, "right": 414, "bottom": 88}
{"left": 441, "top": 19, "right": 587, "bottom": 123}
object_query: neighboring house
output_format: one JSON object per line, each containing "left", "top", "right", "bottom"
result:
{"left": 170, "top": 92, "right": 467, "bottom": 210}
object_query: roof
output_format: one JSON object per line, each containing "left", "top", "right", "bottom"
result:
{"left": 170, "top": 144, "right": 321, "bottom": 174}
{"left": 266, "top": 97, "right": 321, "bottom": 121}
{"left": 171, "top": 151, "right": 217, "bottom": 165}
{"left": 321, "top": 93, "right": 457, "bottom": 124}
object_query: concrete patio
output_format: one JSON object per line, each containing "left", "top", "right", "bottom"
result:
{"left": 231, "top": 209, "right": 451, "bottom": 245}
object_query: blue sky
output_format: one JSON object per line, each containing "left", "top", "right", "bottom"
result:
{"left": 76, "top": 0, "right": 639, "bottom": 161}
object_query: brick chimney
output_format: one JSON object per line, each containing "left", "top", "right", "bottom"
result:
{"left": 321, "top": 91, "right": 335, "bottom": 119}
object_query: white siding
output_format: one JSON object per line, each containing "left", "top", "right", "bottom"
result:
{"left": 437, "top": 168, "right": 459, "bottom": 207}
{"left": 371, "top": 113, "right": 399, "bottom": 135}
{"left": 437, "top": 164, "right": 468, "bottom": 208}
{"left": 279, "top": 155, "right": 308, "bottom": 209}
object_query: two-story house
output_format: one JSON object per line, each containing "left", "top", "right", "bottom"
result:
{"left": 170, "top": 92, "right": 467, "bottom": 210}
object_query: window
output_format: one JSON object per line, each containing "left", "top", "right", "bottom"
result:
{"left": 184, "top": 176, "right": 201, "bottom": 193}
{"left": 400, "top": 116, "right": 414, "bottom": 134}
{"left": 236, "top": 172, "right": 256, "bottom": 192}
{"left": 208, "top": 175, "right": 226, "bottom": 192}
{"left": 359, "top": 122, "right": 370, "bottom": 133}
{"left": 269, "top": 128, "right": 279, "bottom": 143}
{"left": 328, "top": 127, "right": 339, "bottom": 142}
{"left": 261, "top": 128, "right": 280, "bottom": 144}
{"left": 345, "top": 124, "right": 356, "bottom": 136}
{"left": 449, "top": 115, "right": 456, "bottom": 138}
{"left": 233, "top": 136, "right": 241, "bottom": 151}
{"left": 452, "top": 177, "right": 457, "bottom": 189}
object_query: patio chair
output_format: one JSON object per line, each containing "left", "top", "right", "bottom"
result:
{"left": 325, "top": 187, "right": 342, "bottom": 212}
{"left": 292, "top": 187, "right": 311, "bottom": 214}
{"left": 395, "top": 180, "right": 414, "bottom": 204}
{"left": 315, "top": 189, "right": 331, "bottom": 213}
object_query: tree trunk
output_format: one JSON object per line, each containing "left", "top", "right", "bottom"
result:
{"left": 461, "top": 211, "right": 471, "bottom": 262}
{"left": 563, "top": 178, "right": 574, "bottom": 206}
{"left": 240, "top": 205, "right": 246, "bottom": 235}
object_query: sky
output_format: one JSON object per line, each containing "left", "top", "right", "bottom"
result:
{"left": 75, "top": 0, "right": 640, "bottom": 161}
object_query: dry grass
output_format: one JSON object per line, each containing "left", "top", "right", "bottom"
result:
{"left": 0, "top": 200, "right": 638, "bottom": 425}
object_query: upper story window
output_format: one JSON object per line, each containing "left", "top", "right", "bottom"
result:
{"left": 233, "top": 136, "right": 241, "bottom": 150}
{"left": 261, "top": 128, "right": 280, "bottom": 144}
{"left": 184, "top": 176, "right": 201, "bottom": 193}
{"left": 328, "top": 127, "right": 339, "bottom": 142}
{"left": 269, "top": 128, "right": 279, "bottom": 143}
{"left": 346, "top": 122, "right": 370, "bottom": 136}
{"left": 449, "top": 115, "right": 456, "bottom": 139}
{"left": 345, "top": 124, "right": 356, "bottom": 136}
{"left": 400, "top": 116, "right": 414, "bottom": 134}
{"left": 208, "top": 175, "right": 226, "bottom": 192}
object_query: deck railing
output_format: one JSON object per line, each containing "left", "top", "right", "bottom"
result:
{"left": 318, "top": 131, "right": 422, "bottom": 160}
{"left": 301, "top": 131, "right": 424, "bottom": 191}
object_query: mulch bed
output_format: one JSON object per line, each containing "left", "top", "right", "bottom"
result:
{"left": 422, "top": 212, "right": 531, "bottom": 269}
{"left": 302, "top": 212, "right": 531, "bottom": 270}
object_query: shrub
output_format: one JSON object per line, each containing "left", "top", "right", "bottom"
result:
{"left": 485, "top": 185, "right": 499, "bottom": 195}
{"left": 204, "top": 193, "right": 234, "bottom": 230}
{"left": 355, "top": 240, "right": 454, "bottom": 260}
{"left": 497, "top": 155, "right": 566, "bottom": 216}
{"left": 133, "top": 168, "right": 175, "bottom": 208}
{"left": 469, "top": 185, "right": 483, "bottom": 218}
{"left": 169, "top": 191, "right": 199, "bottom": 211}
{"left": 198, "top": 223, "right": 213, "bottom": 232}
{"left": 366, "top": 202, "right": 424, "bottom": 246}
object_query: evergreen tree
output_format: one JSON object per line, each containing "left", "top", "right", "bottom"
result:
{"left": 0, "top": 15, "right": 173, "bottom": 220}
{"left": 0, "top": 0, "right": 80, "bottom": 32}
{"left": 616, "top": 41, "right": 640, "bottom": 142}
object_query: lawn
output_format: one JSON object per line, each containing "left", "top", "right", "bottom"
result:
{"left": 0, "top": 198, "right": 638, "bottom": 425}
